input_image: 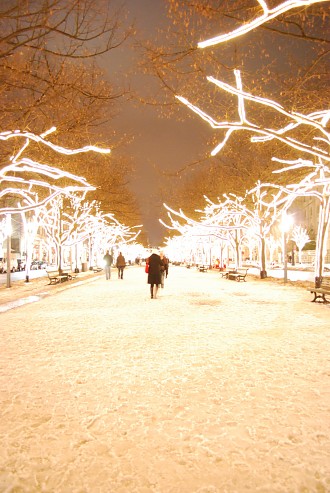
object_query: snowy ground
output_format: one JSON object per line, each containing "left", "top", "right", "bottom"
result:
{"left": 0, "top": 265, "right": 329, "bottom": 493}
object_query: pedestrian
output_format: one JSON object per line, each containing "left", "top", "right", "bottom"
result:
{"left": 162, "top": 251, "right": 169, "bottom": 278}
{"left": 147, "top": 248, "right": 162, "bottom": 299}
{"left": 159, "top": 251, "right": 168, "bottom": 288}
{"left": 116, "top": 252, "right": 126, "bottom": 279}
{"left": 103, "top": 250, "right": 113, "bottom": 280}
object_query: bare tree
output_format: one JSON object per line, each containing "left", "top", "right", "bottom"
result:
{"left": 136, "top": 0, "right": 329, "bottom": 196}
{"left": 0, "top": 1, "right": 141, "bottom": 220}
{"left": 0, "top": 128, "right": 106, "bottom": 214}
{"left": 0, "top": 1, "right": 131, "bottom": 60}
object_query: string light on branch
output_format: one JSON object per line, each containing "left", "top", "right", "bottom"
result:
{"left": 0, "top": 128, "right": 111, "bottom": 156}
{"left": 176, "top": 70, "right": 330, "bottom": 162}
{"left": 197, "top": 0, "right": 328, "bottom": 48}
{"left": 0, "top": 129, "right": 111, "bottom": 215}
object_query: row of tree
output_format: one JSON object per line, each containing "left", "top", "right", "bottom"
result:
{"left": 153, "top": 1, "right": 329, "bottom": 285}
{"left": 0, "top": 128, "right": 141, "bottom": 278}
{"left": 0, "top": 1, "right": 143, "bottom": 228}
{"left": 0, "top": 2, "right": 150, "bottom": 280}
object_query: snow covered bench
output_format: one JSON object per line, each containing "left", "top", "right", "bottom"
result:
{"left": 309, "top": 277, "right": 330, "bottom": 303}
{"left": 228, "top": 268, "right": 248, "bottom": 282}
{"left": 47, "top": 270, "right": 69, "bottom": 284}
{"left": 47, "top": 269, "right": 77, "bottom": 284}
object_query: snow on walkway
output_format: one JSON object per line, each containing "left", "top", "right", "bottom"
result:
{"left": 0, "top": 266, "right": 329, "bottom": 492}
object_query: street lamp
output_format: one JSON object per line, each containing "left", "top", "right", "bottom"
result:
{"left": 74, "top": 242, "right": 80, "bottom": 273}
{"left": 5, "top": 214, "right": 12, "bottom": 288}
{"left": 281, "top": 212, "right": 293, "bottom": 284}
{"left": 25, "top": 219, "right": 36, "bottom": 283}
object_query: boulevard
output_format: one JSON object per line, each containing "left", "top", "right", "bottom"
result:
{"left": 0, "top": 263, "right": 317, "bottom": 287}
{"left": 0, "top": 265, "right": 329, "bottom": 492}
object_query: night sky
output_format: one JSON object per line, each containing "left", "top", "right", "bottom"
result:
{"left": 101, "top": 0, "right": 213, "bottom": 246}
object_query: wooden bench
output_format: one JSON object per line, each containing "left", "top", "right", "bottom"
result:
{"left": 47, "top": 269, "right": 77, "bottom": 284}
{"left": 198, "top": 265, "right": 208, "bottom": 272}
{"left": 309, "top": 277, "right": 330, "bottom": 303}
{"left": 227, "top": 268, "right": 248, "bottom": 282}
{"left": 47, "top": 270, "right": 69, "bottom": 284}
{"left": 62, "top": 268, "right": 77, "bottom": 280}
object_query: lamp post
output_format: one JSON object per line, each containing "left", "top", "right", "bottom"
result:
{"left": 281, "top": 212, "right": 293, "bottom": 284}
{"left": 25, "top": 219, "right": 35, "bottom": 283}
{"left": 6, "top": 214, "right": 12, "bottom": 288}
{"left": 89, "top": 234, "right": 93, "bottom": 270}
{"left": 74, "top": 242, "right": 80, "bottom": 273}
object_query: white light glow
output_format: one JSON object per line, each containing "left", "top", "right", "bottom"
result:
{"left": 176, "top": 70, "right": 330, "bottom": 162}
{"left": 198, "top": 0, "right": 328, "bottom": 48}
{"left": 0, "top": 129, "right": 110, "bottom": 215}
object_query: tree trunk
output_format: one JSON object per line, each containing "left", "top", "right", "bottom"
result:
{"left": 260, "top": 236, "right": 267, "bottom": 278}
{"left": 314, "top": 197, "right": 330, "bottom": 286}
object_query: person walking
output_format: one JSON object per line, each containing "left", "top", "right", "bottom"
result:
{"left": 147, "top": 248, "right": 162, "bottom": 299}
{"left": 163, "top": 253, "right": 169, "bottom": 278}
{"left": 159, "top": 251, "right": 168, "bottom": 289}
{"left": 116, "top": 252, "right": 126, "bottom": 279}
{"left": 103, "top": 250, "right": 113, "bottom": 280}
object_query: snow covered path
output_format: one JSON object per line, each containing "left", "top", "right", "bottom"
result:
{"left": 0, "top": 266, "right": 329, "bottom": 492}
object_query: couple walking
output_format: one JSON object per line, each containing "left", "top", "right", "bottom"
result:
{"left": 146, "top": 249, "right": 169, "bottom": 299}
{"left": 103, "top": 250, "right": 126, "bottom": 280}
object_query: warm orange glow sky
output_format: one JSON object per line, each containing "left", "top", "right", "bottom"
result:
{"left": 101, "top": 0, "right": 213, "bottom": 246}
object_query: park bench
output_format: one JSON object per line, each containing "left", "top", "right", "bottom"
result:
{"left": 47, "top": 268, "right": 77, "bottom": 284}
{"left": 226, "top": 268, "right": 249, "bottom": 282}
{"left": 197, "top": 264, "right": 208, "bottom": 272}
{"left": 308, "top": 277, "right": 330, "bottom": 303}
{"left": 93, "top": 266, "right": 103, "bottom": 273}
{"left": 47, "top": 270, "right": 69, "bottom": 284}
{"left": 61, "top": 268, "right": 77, "bottom": 280}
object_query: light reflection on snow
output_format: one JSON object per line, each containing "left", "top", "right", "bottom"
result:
{"left": 0, "top": 295, "right": 42, "bottom": 313}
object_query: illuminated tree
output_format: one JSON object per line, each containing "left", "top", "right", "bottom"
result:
{"left": 0, "top": 128, "right": 110, "bottom": 214}
{"left": 0, "top": 127, "right": 113, "bottom": 277}
{"left": 139, "top": 1, "right": 328, "bottom": 117}
{"left": 39, "top": 196, "right": 96, "bottom": 272}
{"left": 291, "top": 225, "right": 311, "bottom": 263}
{"left": 176, "top": 67, "right": 329, "bottom": 283}
{"left": 170, "top": 0, "right": 329, "bottom": 284}
{"left": 30, "top": 195, "right": 141, "bottom": 272}
{"left": 0, "top": 1, "right": 137, "bottom": 221}
{"left": 273, "top": 158, "right": 330, "bottom": 280}
{"left": 198, "top": 0, "right": 328, "bottom": 48}
{"left": 138, "top": 0, "right": 328, "bottom": 208}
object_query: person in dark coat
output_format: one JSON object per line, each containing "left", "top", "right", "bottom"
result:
{"left": 116, "top": 252, "right": 126, "bottom": 279}
{"left": 147, "top": 249, "right": 162, "bottom": 299}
